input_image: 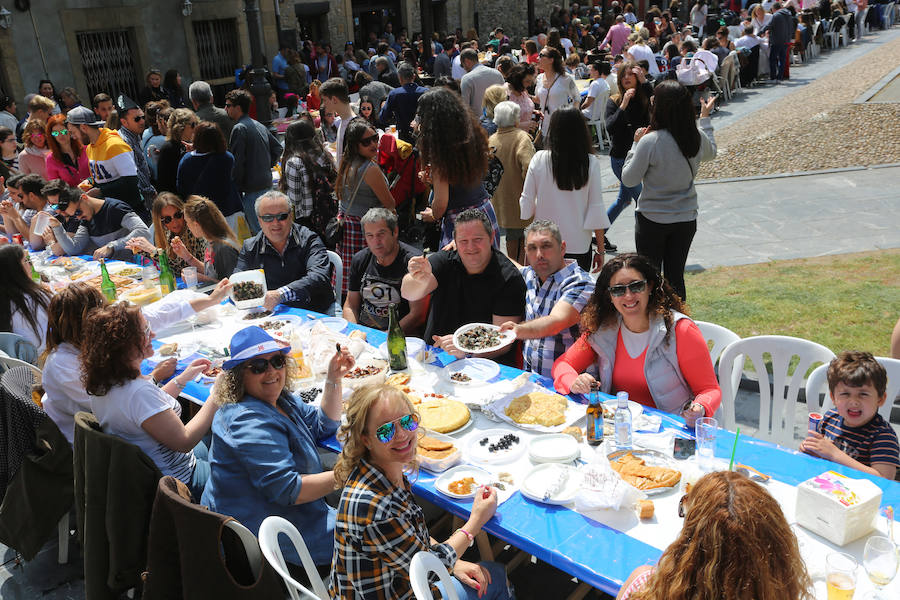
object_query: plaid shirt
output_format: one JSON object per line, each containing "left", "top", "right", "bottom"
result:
{"left": 521, "top": 260, "right": 595, "bottom": 378}
{"left": 283, "top": 153, "right": 333, "bottom": 219}
{"left": 330, "top": 459, "right": 457, "bottom": 600}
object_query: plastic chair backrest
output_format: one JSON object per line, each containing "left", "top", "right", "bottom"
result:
{"left": 717, "top": 335, "right": 835, "bottom": 447}
{"left": 806, "top": 357, "right": 900, "bottom": 422}
{"left": 224, "top": 520, "right": 266, "bottom": 581}
{"left": 0, "top": 332, "right": 38, "bottom": 365}
{"left": 258, "top": 516, "right": 328, "bottom": 600}
{"left": 694, "top": 321, "right": 742, "bottom": 420}
{"left": 327, "top": 250, "right": 343, "bottom": 317}
{"left": 410, "top": 551, "right": 460, "bottom": 600}
{"left": 0, "top": 355, "right": 42, "bottom": 382}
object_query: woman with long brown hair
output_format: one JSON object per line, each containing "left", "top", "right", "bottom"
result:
{"left": 0, "top": 244, "right": 50, "bottom": 354}
{"left": 617, "top": 471, "right": 814, "bottom": 600}
{"left": 179, "top": 195, "right": 240, "bottom": 282}
{"left": 18, "top": 119, "right": 50, "bottom": 178}
{"left": 534, "top": 46, "right": 579, "bottom": 142}
{"left": 125, "top": 192, "right": 206, "bottom": 277}
{"left": 45, "top": 114, "right": 89, "bottom": 186}
{"left": 415, "top": 87, "right": 500, "bottom": 248}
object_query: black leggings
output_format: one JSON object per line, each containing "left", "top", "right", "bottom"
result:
{"left": 634, "top": 213, "right": 696, "bottom": 301}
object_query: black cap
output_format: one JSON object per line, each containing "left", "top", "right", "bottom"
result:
{"left": 115, "top": 94, "right": 139, "bottom": 112}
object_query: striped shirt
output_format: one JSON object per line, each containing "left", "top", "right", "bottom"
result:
{"left": 521, "top": 260, "right": 595, "bottom": 378}
{"left": 818, "top": 409, "right": 900, "bottom": 468}
{"left": 330, "top": 459, "right": 457, "bottom": 600}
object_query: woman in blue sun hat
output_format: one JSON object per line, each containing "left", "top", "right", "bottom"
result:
{"left": 202, "top": 325, "right": 355, "bottom": 569}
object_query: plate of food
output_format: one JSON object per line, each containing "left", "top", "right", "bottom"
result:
{"left": 442, "top": 358, "right": 500, "bottom": 386}
{"left": 452, "top": 323, "right": 516, "bottom": 356}
{"left": 417, "top": 397, "right": 472, "bottom": 435}
{"left": 255, "top": 314, "right": 306, "bottom": 337}
{"left": 107, "top": 263, "right": 144, "bottom": 278}
{"left": 520, "top": 463, "right": 583, "bottom": 505}
{"left": 229, "top": 270, "right": 268, "bottom": 309}
{"left": 434, "top": 465, "right": 495, "bottom": 499}
{"left": 466, "top": 429, "right": 526, "bottom": 464}
{"left": 342, "top": 360, "right": 388, "bottom": 389}
{"left": 489, "top": 387, "right": 585, "bottom": 433}
{"left": 49, "top": 256, "right": 86, "bottom": 272}
{"left": 417, "top": 430, "right": 462, "bottom": 473}
{"left": 607, "top": 449, "right": 682, "bottom": 495}
{"left": 602, "top": 399, "right": 644, "bottom": 420}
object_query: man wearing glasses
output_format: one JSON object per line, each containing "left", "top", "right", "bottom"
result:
{"left": 234, "top": 191, "right": 334, "bottom": 313}
{"left": 65, "top": 105, "right": 146, "bottom": 221}
{"left": 40, "top": 180, "right": 150, "bottom": 261}
{"left": 116, "top": 94, "right": 156, "bottom": 208}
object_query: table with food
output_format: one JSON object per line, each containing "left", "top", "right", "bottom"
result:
{"left": 141, "top": 303, "right": 900, "bottom": 599}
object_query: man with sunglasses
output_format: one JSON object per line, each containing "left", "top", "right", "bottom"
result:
{"left": 41, "top": 181, "right": 151, "bottom": 261}
{"left": 234, "top": 191, "right": 334, "bottom": 313}
{"left": 116, "top": 94, "right": 156, "bottom": 209}
{"left": 0, "top": 173, "right": 61, "bottom": 250}
{"left": 499, "top": 221, "right": 595, "bottom": 378}
{"left": 66, "top": 105, "right": 147, "bottom": 221}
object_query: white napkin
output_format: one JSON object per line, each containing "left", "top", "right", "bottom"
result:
{"left": 574, "top": 446, "right": 645, "bottom": 512}
{"left": 633, "top": 413, "right": 662, "bottom": 433}
{"left": 633, "top": 430, "right": 676, "bottom": 455}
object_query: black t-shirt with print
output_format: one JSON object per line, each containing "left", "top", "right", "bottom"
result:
{"left": 348, "top": 241, "right": 420, "bottom": 330}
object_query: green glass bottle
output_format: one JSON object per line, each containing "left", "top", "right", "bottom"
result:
{"left": 28, "top": 255, "right": 40, "bottom": 283}
{"left": 386, "top": 303, "right": 407, "bottom": 371}
{"left": 99, "top": 258, "right": 117, "bottom": 302}
{"left": 157, "top": 249, "right": 176, "bottom": 295}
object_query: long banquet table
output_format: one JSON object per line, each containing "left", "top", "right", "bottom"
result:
{"left": 148, "top": 305, "right": 900, "bottom": 598}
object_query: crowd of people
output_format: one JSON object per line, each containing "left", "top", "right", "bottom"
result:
{"left": 0, "top": 2, "right": 897, "bottom": 598}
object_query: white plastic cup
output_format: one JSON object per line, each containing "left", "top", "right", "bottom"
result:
{"left": 695, "top": 416, "right": 718, "bottom": 471}
{"left": 389, "top": 124, "right": 397, "bottom": 136}
{"left": 182, "top": 266, "right": 198, "bottom": 289}
{"left": 32, "top": 212, "right": 50, "bottom": 235}
{"left": 142, "top": 265, "right": 159, "bottom": 289}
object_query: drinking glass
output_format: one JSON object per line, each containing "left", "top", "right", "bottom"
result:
{"left": 182, "top": 266, "right": 198, "bottom": 289}
{"left": 695, "top": 416, "right": 717, "bottom": 471}
{"left": 826, "top": 552, "right": 857, "bottom": 600}
{"left": 862, "top": 536, "right": 898, "bottom": 599}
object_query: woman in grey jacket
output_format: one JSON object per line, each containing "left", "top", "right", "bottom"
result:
{"left": 622, "top": 81, "right": 717, "bottom": 301}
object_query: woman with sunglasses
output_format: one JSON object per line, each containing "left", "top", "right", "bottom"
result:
{"left": 126, "top": 193, "right": 206, "bottom": 277}
{"left": 18, "top": 119, "right": 50, "bottom": 178}
{"left": 331, "top": 384, "right": 511, "bottom": 600}
{"left": 44, "top": 114, "right": 89, "bottom": 186}
{"left": 83, "top": 302, "right": 216, "bottom": 499}
{"left": 534, "top": 46, "right": 579, "bottom": 142}
{"left": 334, "top": 119, "right": 394, "bottom": 297}
{"left": 616, "top": 471, "right": 812, "bottom": 600}
{"left": 552, "top": 253, "right": 720, "bottom": 426}
{"left": 155, "top": 108, "right": 197, "bottom": 194}
{"left": 202, "top": 327, "right": 354, "bottom": 572}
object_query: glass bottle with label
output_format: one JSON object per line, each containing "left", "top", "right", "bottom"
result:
{"left": 157, "top": 250, "right": 176, "bottom": 295}
{"left": 586, "top": 382, "right": 604, "bottom": 446}
{"left": 386, "top": 303, "right": 407, "bottom": 371}
{"left": 614, "top": 391, "right": 633, "bottom": 450}
{"left": 99, "top": 258, "right": 117, "bottom": 301}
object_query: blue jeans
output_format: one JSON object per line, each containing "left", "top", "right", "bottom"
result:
{"left": 190, "top": 439, "right": 210, "bottom": 501}
{"left": 435, "top": 561, "right": 513, "bottom": 600}
{"left": 241, "top": 189, "right": 267, "bottom": 235}
{"left": 770, "top": 43, "right": 788, "bottom": 81}
{"left": 607, "top": 156, "right": 642, "bottom": 226}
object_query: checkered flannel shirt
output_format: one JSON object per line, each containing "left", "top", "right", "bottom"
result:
{"left": 522, "top": 260, "right": 595, "bottom": 378}
{"left": 329, "top": 458, "right": 457, "bottom": 600}
{"left": 283, "top": 153, "right": 331, "bottom": 219}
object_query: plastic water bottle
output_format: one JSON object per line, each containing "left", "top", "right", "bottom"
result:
{"left": 614, "top": 391, "right": 633, "bottom": 450}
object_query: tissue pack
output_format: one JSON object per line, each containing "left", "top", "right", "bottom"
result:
{"left": 795, "top": 471, "right": 882, "bottom": 546}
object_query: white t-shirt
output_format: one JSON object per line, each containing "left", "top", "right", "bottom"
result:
{"left": 735, "top": 35, "right": 761, "bottom": 50}
{"left": 626, "top": 44, "right": 660, "bottom": 77}
{"left": 91, "top": 378, "right": 195, "bottom": 484}
{"left": 560, "top": 38, "right": 575, "bottom": 55}
{"left": 451, "top": 55, "right": 465, "bottom": 80}
{"left": 42, "top": 342, "right": 90, "bottom": 445}
{"left": 9, "top": 297, "right": 48, "bottom": 355}
{"left": 583, "top": 78, "right": 610, "bottom": 120}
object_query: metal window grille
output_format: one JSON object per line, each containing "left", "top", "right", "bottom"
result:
{"left": 194, "top": 19, "right": 240, "bottom": 81}
{"left": 76, "top": 29, "right": 140, "bottom": 101}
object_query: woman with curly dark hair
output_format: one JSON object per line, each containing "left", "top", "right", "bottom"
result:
{"left": 82, "top": 302, "right": 217, "bottom": 498}
{"left": 415, "top": 87, "right": 500, "bottom": 249}
{"left": 617, "top": 471, "right": 814, "bottom": 600}
{"left": 0, "top": 244, "right": 50, "bottom": 354}
{"left": 551, "top": 253, "right": 720, "bottom": 426}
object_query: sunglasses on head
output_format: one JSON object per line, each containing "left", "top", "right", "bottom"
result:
{"left": 244, "top": 354, "right": 287, "bottom": 374}
{"left": 360, "top": 134, "right": 379, "bottom": 147}
{"left": 608, "top": 279, "right": 647, "bottom": 297}
{"left": 678, "top": 494, "right": 687, "bottom": 518}
{"left": 375, "top": 413, "right": 419, "bottom": 444}
{"left": 161, "top": 210, "right": 184, "bottom": 225}
{"left": 259, "top": 212, "right": 291, "bottom": 223}
{"left": 51, "top": 128, "right": 68, "bottom": 137}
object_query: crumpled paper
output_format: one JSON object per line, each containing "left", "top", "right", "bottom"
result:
{"left": 574, "top": 446, "right": 645, "bottom": 512}
{"left": 303, "top": 322, "right": 368, "bottom": 375}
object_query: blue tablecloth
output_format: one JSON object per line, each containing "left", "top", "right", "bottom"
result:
{"left": 148, "top": 306, "right": 900, "bottom": 596}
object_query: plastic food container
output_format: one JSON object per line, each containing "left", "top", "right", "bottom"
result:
{"left": 120, "top": 286, "right": 163, "bottom": 307}
{"left": 229, "top": 270, "right": 268, "bottom": 310}
{"left": 418, "top": 430, "right": 463, "bottom": 473}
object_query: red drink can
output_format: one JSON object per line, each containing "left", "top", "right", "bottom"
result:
{"left": 808, "top": 412, "right": 822, "bottom": 433}
{"left": 12, "top": 234, "right": 23, "bottom": 245}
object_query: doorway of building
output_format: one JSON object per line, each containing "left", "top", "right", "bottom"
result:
{"left": 351, "top": 0, "right": 402, "bottom": 48}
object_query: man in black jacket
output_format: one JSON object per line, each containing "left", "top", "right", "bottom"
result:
{"left": 234, "top": 191, "right": 334, "bottom": 313}
{"left": 768, "top": 3, "right": 797, "bottom": 82}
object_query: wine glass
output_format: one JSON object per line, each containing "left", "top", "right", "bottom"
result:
{"left": 863, "top": 535, "right": 899, "bottom": 599}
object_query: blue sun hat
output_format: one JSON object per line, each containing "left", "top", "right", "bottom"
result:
{"left": 222, "top": 326, "right": 290, "bottom": 370}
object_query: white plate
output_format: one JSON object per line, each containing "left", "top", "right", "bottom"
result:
{"left": 417, "top": 429, "right": 463, "bottom": 473}
{"left": 487, "top": 384, "right": 586, "bottom": 433}
{"left": 434, "top": 465, "right": 495, "bottom": 499}
{"left": 528, "top": 434, "right": 581, "bottom": 463}
{"left": 318, "top": 316, "right": 348, "bottom": 333}
{"left": 379, "top": 337, "right": 426, "bottom": 361}
{"left": 520, "top": 464, "right": 583, "bottom": 505}
{"left": 465, "top": 429, "right": 527, "bottom": 464}
{"left": 254, "top": 314, "right": 306, "bottom": 337}
{"left": 443, "top": 358, "right": 500, "bottom": 386}
{"left": 452, "top": 323, "right": 516, "bottom": 356}
{"left": 602, "top": 399, "right": 644, "bottom": 420}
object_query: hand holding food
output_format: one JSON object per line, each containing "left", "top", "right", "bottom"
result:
{"left": 181, "top": 357, "right": 212, "bottom": 381}
{"left": 170, "top": 236, "right": 190, "bottom": 260}
{"left": 125, "top": 236, "right": 156, "bottom": 255}
{"left": 92, "top": 244, "right": 113, "bottom": 260}
{"left": 418, "top": 207, "right": 436, "bottom": 223}
{"left": 470, "top": 485, "right": 498, "bottom": 527}
{"left": 151, "top": 357, "right": 177, "bottom": 382}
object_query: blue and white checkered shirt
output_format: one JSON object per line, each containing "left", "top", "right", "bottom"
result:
{"left": 521, "top": 260, "right": 595, "bottom": 378}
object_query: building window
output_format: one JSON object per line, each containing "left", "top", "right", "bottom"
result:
{"left": 194, "top": 19, "right": 240, "bottom": 81}
{"left": 76, "top": 29, "right": 140, "bottom": 101}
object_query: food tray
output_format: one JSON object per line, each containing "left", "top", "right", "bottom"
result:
{"left": 520, "top": 464, "right": 583, "bottom": 505}
{"left": 229, "top": 270, "right": 268, "bottom": 310}
{"left": 418, "top": 429, "right": 463, "bottom": 473}
{"left": 452, "top": 323, "right": 516, "bottom": 356}
{"left": 607, "top": 448, "right": 682, "bottom": 496}
{"left": 465, "top": 429, "right": 527, "bottom": 464}
{"left": 434, "top": 465, "right": 495, "bottom": 499}
{"left": 486, "top": 383, "right": 586, "bottom": 433}
{"left": 342, "top": 360, "right": 388, "bottom": 389}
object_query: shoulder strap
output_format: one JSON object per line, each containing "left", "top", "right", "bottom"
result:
{"left": 342, "top": 161, "right": 368, "bottom": 214}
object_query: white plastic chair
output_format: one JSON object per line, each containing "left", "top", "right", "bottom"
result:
{"left": 0, "top": 355, "right": 42, "bottom": 382}
{"left": 410, "top": 551, "right": 460, "bottom": 600}
{"left": 822, "top": 19, "right": 839, "bottom": 50}
{"left": 837, "top": 15, "right": 850, "bottom": 47}
{"left": 694, "top": 321, "right": 743, "bottom": 420}
{"left": 857, "top": 7, "right": 870, "bottom": 38}
{"left": 806, "top": 357, "right": 900, "bottom": 422}
{"left": 717, "top": 336, "right": 835, "bottom": 447}
{"left": 258, "top": 516, "right": 328, "bottom": 600}
{"left": 586, "top": 90, "right": 610, "bottom": 150}
{"left": 326, "top": 250, "right": 343, "bottom": 317}
{"left": 223, "top": 520, "right": 267, "bottom": 581}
